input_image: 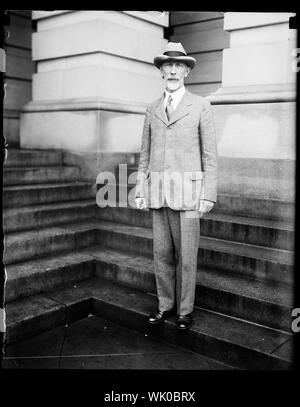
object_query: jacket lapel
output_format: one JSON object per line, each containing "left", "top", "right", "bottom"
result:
{"left": 153, "top": 90, "right": 193, "bottom": 127}
{"left": 168, "top": 90, "right": 193, "bottom": 126}
{"left": 154, "top": 95, "right": 169, "bottom": 126}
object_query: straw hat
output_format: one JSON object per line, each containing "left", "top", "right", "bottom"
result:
{"left": 153, "top": 42, "right": 196, "bottom": 70}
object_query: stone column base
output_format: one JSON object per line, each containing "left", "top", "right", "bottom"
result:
{"left": 20, "top": 97, "right": 147, "bottom": 181}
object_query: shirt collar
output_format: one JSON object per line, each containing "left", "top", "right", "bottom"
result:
{"left": 165, "top": 85, "right": 185, "bottom": 103}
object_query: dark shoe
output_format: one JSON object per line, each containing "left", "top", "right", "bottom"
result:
{"left": 148, "top": 309, "right": 174, "bottom": 325}
{"left": 176, "top": 314, "right": 192, "bottom": 330}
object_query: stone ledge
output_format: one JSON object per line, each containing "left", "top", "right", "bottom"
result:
{"left": 208, "top": 84, "right": 296, "bottom": 104}
{"left": 31, "top": 65, "right": 163, "bottom": 102}
{"left": 32, "top": 17, "right": 167, "bottom": 63}
{"left": 224, "top": 12, "right": 294, "bottom": 31}
{"left": 33, "top": 10, "right": 169, "bottom": 28}
{"left": 21, "top": 97, "right": 147, "bottom": 115}
{"left": 123, "top": 11, "right": 169, "bottom": 27}
{"left": 32, "top": 10, "right": 71, "bottom": 20}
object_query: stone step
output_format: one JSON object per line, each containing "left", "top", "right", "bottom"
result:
{"left": 98, "top": 182, "right": 295, "bottom": 222}
{"left": 4, "top": 148, "right": 63, "bottom": 167}
{"left": 201, "top": 212, "right": 294, "bottom": 251}
{"left": 5, "top": 289, "right": 92, "bottom": 345}
{"left": 3, "top": 220, "right": 97, "bottom": 265}
{"left": 88, "top": 245, "right": 293, "bottom": 332}
{"left": 194, "top": 268, "right": 293, "bottom": 333}
{"left": 80, "top": 279, "right": 294, "bottom": 370}
{"left": 5, "top": 250, "right": 95, "bottom": 302}
{"left": 215, "top": 194, "right": 295, "bottom": 223}
{"left": 95, "top": 220, "right": 294, "bottom": 286}
{"left": 5, "top": 244, "right": 292, "bottom": 331}
{"left": 96, "top": 206, "right": 152, "bottom": 228}
{"left": 4, "top": 200, "right": 97, "bottom": 233}
{"left": 5, "top": 277, "right": 293, "bottom": 369}
{"left": 96, "top": 206, "right": 294, "bottom": 251}
{"left": 3, "top": 182, "right": 96, "bottom": 209}
{"left": 3, "top": 166, "right": 81, "bottom": 186}
{"left": 217, "top": 178, "right": 294, "bottom": 202}
{"left": 123, "top": 165, "right": 295, "bottom": 213}
{"left": 7, "top": 217, "right": 289, "bottom": 286}
{"left": 198, "top": 236, "right": 293, "bottom": 286}
{"left": 3, "top": 314, "right": 233, "bottom": 370}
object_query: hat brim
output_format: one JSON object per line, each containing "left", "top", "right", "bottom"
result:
{"left": 154, "top": 55, "right": 196, "bottom": 70}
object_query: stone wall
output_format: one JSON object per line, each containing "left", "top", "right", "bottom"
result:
{"left": 169, "top": 12, "right": 229, "bottom": 96}
{"left": 20, "top": 10, "right": 168, "bottom": 180}
{"left": 210, "top": 12, "right": 296, "bottom": 200}
{"left": 18, "top": 11, "right": 296, "bottom": 200}
{"left": 4, "top": 10, "right": 35, "bottom": 147}
{"left": 168, "top": 12, "right": 296, "bottom": 200}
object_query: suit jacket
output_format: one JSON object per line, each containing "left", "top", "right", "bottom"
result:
{"left": 135, "top": 90, "right": 218, "bottom": 210}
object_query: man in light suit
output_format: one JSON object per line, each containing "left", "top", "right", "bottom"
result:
{"left": 135, "top": 42, "right": 217, "bottom": 330}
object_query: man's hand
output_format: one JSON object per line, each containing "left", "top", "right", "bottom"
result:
{"left": 135, "top": 197, "right": 148, "bottom": 210}
{"left": 198, "top": 199, "right": 214, "bottom": 217}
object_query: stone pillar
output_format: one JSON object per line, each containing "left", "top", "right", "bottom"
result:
{"left": 20, "top": 10, "right": 168, "bottom": 179}
{"left": 208, "top": 12, "right": 296, "bottom": 200}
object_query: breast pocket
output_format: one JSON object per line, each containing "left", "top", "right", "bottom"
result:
{"left": 183, "top": 125, "right": 199, "bottom": 137}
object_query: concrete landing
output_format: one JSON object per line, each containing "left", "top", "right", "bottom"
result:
{"left": 3, "top": 315, "right": 231, "bottom": 370}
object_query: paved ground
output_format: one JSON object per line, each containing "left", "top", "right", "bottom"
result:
{"left": 3, "top": 315, "right": 232, "bottom": 369}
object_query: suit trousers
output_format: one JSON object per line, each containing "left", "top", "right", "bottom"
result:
{"left": 151, "top": 207, "right": 200, "bottom": 315}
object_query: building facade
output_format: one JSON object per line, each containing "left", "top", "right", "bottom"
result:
{"left": 5, "top": 10, "right": 296, "bottom": 202}
{"left": 2, "top": 10, "right": 296, "bottom": 369}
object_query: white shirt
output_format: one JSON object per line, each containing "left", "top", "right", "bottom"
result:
{"left": 164, "top": 85, "right": 185, "bottom": 111}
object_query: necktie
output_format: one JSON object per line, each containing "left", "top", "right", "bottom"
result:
{"left": 166, "top": 94, "right": 174, "bottom": 120}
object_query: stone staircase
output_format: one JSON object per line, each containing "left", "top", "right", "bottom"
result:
{"left": 3, "top": 148, "right": 97, "bottom": 334}
{"left": 3, "top": 150, "right": 295, "bottom": 370}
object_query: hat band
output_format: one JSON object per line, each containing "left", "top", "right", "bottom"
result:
{"left": 163, "top": 51, "right": 187, "bottom": 57}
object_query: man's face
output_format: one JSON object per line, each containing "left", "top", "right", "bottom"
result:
{"left": 160, "top": 61, "right": 190, "bottom": 92}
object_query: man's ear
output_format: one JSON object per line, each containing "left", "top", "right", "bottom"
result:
{"left": 185, "top": 67, "right": 191, "bottom": 77}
